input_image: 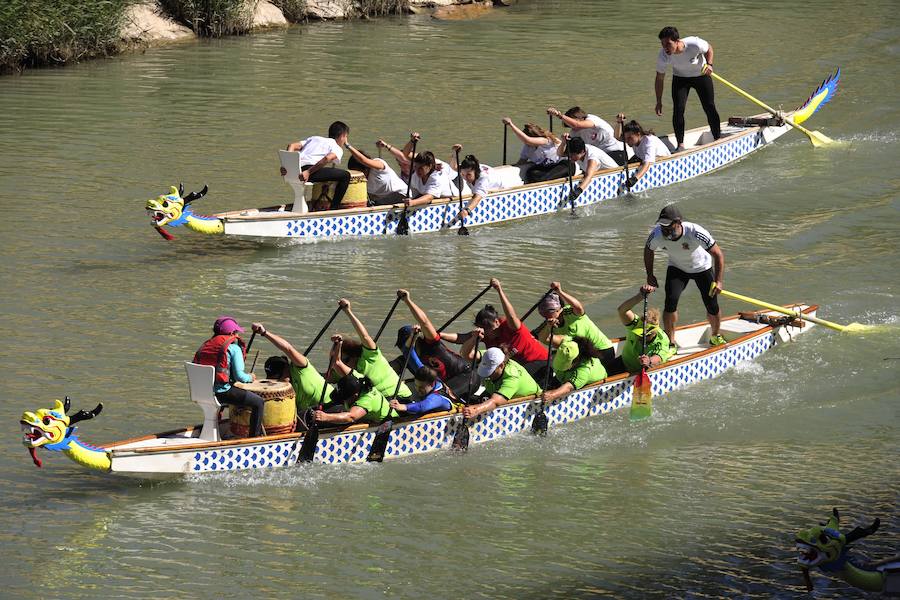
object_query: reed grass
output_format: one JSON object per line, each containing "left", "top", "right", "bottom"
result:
{"left": 0, "top": 0, "right": 133, "bottom": 73}
{"left": 159, "top": 0, "right": 258, "bottom": 37}
{"left": 357, "top": 0, "right": 408, "bottom": 17}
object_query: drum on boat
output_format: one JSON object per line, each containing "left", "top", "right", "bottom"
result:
{"left": 231, "top": 379, "right": 297, "bottom": 437}
{"left": 310, "top": 169, "right": 368, "bottom": 210}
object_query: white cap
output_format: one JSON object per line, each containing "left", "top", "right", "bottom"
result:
{"left": 477, "top": 347, "right": 505, "bottom": 378}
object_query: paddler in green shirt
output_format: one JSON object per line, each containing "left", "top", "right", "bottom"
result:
{"left": 608, "top": 286, "right": 675, "bottom": 374}
{"left": 534, "top": 281, "right": 616, "bottom": 373}
{"left": 463, "top": 347, "right": 542, "bottom": 420}
{"left": 330, "top": 298, "right": 413, "bottom": 401}
{"left": 314, "top": 373, "right": 398, "bottom": 426}
{"left": 541, "top": 336, "right": 608, "bottom": 403}
{"left": 251, "top": 322, "right": 334, "bottom": 413}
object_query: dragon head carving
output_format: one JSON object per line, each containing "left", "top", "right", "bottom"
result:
{"left": 145, "top": 183, "right": 209, "bottom": 239}
{"left": 20, "top": 397, "right": 103, "bottom": 467}
{"left": 796, "top": 508, "right": 882, "bottom": 589}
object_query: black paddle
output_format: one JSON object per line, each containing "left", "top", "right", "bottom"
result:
{"left": 567, "top": 155, "right": 577, "bottom": 217}
{"left": 304, "top": 306, "right": 342, "bottom": 356}
{"left": 456, "top": 147, "right": 469, "bottom": 236}
{"left": 366, "top": 329, "right": 420, "bottom": 462}
{"left": 520, "top": 288, "right": 555, "bottom": 322}
{"left": 531, "top": 321, "right": 553, "bottom": 435}
{"left": 396, "top": 138, "right": 418, "bottom": 236}
{"left": 502, "top": 122, "right": 508, "bottom": 165}
{"left": 437, "top": 283, "right": 493, "bottom": 333}
{"left": 451, "top": 336, "right": 480, "bottom": 451}
{"left": 549, "top": 113, "right": 554, "bottom": 133}
{"left": 374, "top": 296, "right": 402, "bottom": 343}
{"left": 245, "top": 331, "right": 258, "bottom": 373}
{"left": 298, "top": 353, "right": 337, "bottom": 463}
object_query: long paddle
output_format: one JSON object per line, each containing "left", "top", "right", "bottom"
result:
{"left": 629, "top": 291, "right": 653, "bottom": 421}
{"left": 531, "top": 321, "right": 553, "bottom": 435}
{"left": 437, "top": 283, "right": 493, "bottom": 333}
{"left": 502, "top": 123, "right": 508, "bottom": 166}
{"left": 304, "top": 306, "right": 342, "bottom": 356}
{"left": 456, "top": 147, "right": 469, "bottom": 236}
{"left": 374, "top": 296, "right": 402, "bottom": 343}
{"left": 396, "top": 138, "right": 418, "bottom": 236}
{"left": 297, "top": 353, "right": 337, "bottom": 463}
{"left": 451, "top": 336, "right": 479, "bottom": 451}
{"left": 567, "top": 155, "right": 577, "bottom": 217}
{"left": 366, "top": 329, "right": 420, "bottom": 462}
{"left": 710, "top": 72, "right": 834, "bottom": 148}
{"left": 713, "top": 285, "right": 878, "bottom": 333}
{"left": 622, "top": 123, "right": 631, "bottom": 192}
{"left": 549, "top": 113, "right": 554, "bottom": 133}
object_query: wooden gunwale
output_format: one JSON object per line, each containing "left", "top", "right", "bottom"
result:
{"left": 216, "top": 114, "right": 776, "bottom": 224}
{"left": 105, "top": 304, "right": 814, "bottom": 457}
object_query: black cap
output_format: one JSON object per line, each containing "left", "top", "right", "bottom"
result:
{"left": 656, "top": 204, "right": 682, "bottom": 226}
{"left": 329, "top": 374, "right": 362, "bottom": 404}
{"left": 264, "top": 355, "right": 288, "bottom": 379}
{"left": 567, "top": 137, "right": 586, "bottom": 155}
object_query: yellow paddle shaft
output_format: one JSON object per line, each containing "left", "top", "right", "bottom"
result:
{"left": 716, "top": 287, "right": 848, "bottom": 332}
{"left": 710, "top": 72, "right": 834, "bottom": 147}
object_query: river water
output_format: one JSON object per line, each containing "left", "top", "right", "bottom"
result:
{"left": 1, "top": 1, "right": 898, "bottom": 598}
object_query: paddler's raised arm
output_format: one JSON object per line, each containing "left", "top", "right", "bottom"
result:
{"left": 491, "top": 278, "right": 522, "bottom": 331}
{"left": 398, "top": 289, "right": 440, "bottom": 342}
{"left": 503, "top": 117, "right": 549, "bottom": 147}
{"left": 550, "top": 281, "right": 585, "bottom": 316}
{"left": 344, "top": 143, "right": 386, "bottom": 172}
{"left": 329, "top": 334, "right": 352, "bottom": 378}
{"left": 338, "top": 298, "right": 376, "bottom": 350}
{"left": 252, "top": 323, "right": 309, "bottom": 368}
{"left": 547, "top": 106, "right": 593, "bottom": 130}
{"left": 618, "top": 286, "right": 654, "bottom": 325}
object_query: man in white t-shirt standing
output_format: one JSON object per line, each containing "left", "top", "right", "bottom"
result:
{"left": 547, "top": 106, "right": 626, "bottom": 165}
{"left": 284, "top": 121, "right": 351, "bottom": 209}
{"left": 644, "top": 204, "right": 726, "bottom": 347}
{"left": 654, "top": 26, "right": 721, "bottom": 152}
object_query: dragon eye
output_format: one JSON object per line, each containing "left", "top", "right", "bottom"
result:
{"left": 42, "top": 416, "right": 51, "bottom": 425}
{"left": 819, "top": 533, "right": 829, "bottom": 544}
{"left": 162, "top": 201, "right": 169, "bottom": 208}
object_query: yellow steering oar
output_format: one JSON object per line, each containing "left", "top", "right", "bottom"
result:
{"left": 710, "top": 71, "right": 835, "bottom": 148}
{"left": 712, "top": 284, "right": 877, "bottom": 333}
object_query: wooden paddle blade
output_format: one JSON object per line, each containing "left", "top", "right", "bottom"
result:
{"left": 366, "top": 423, "right": 392, "bottom": 463}
{"left": 531, "top": 406, "right": 548, "bottom": 436}
{"left": 458, "top": 224, "right": 469, "bottom": 236}
{"left": 451, "top": 418, "right": 470, "bottom": 451}
{"left": 629, "top": 370, "right": 653, "bottom": 421}
{"left": 808, "top": 129, "right": 835, "bottom": 147}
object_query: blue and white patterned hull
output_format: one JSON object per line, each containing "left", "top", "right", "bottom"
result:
{"left": 105, "top": 307, "right": 814, "bottom": 477}
{"left": 221, "top": 121, "right": 790, "bottom": 242}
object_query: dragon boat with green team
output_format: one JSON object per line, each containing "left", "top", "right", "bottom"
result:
{"left": 21, "top": 304, "right": 817, "bottom": 479}
{"left": 145, "top": 71, "right": 839, "bottom": 245}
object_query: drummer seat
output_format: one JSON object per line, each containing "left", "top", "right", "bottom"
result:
{"left": 184, "top": 362, "right": 223, "bottom": 442}
{"left": 278, "top": 150, "right": 319, "bottom": 214}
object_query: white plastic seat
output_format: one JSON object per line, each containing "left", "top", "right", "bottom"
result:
{"left": 184, "top": 362, "right": 222, "bottom": 442}
{"left": 278, "top": 150, "right": 316, "bottom": 213}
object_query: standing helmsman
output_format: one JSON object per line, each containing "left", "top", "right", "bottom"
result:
{"left": 654, "top": 26, "right": 721, "bottom": 152}
{"left": 644, "top": 205, "right": 726, "bottom": 347}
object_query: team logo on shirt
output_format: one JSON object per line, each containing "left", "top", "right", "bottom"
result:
{"left": 682, "top": 242, "right": 690, "bottom": 250}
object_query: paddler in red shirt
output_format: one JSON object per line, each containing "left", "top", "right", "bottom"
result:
{"left": 471, "top": 278, "right": 549, "bottom": 380}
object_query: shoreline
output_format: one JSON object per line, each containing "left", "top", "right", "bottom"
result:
{"left": 1, "top": 0, "right": 510, "bottom": 75}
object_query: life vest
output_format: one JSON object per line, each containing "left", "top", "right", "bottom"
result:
{"left": 194, "top": 334, "right": 246, "bottom": 386}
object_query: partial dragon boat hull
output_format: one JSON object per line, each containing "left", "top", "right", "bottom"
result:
{"left": 25, "top": 306, "right": 817, "bottom": 479}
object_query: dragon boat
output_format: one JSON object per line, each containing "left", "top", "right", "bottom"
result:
{"left": 146, "top": 72, "right": 839, "bottom": 244}
{"left": 22, "top": 305, "right": 817, "bottom": 479}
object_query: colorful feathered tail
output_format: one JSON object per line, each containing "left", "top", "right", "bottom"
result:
{"left": 792, "top": 68, "right": 840, "bottom": 125}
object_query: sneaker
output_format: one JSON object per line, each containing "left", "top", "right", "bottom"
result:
{"left": 709, "top": 334, "right": 727, "bottom": 346}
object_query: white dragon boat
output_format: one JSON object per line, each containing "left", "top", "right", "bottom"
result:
{"left": 145, "top": 72, "right": 839, "bottom": 244}
{"left": 21, "top": 305, "right": 816, "bottom": 479}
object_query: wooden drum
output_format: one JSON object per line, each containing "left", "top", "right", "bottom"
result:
{"left": 310, "top": 169, "right": 368, "bottom": 211}
{"left": 231, "top": 379, "right": 297, "bottom": 437}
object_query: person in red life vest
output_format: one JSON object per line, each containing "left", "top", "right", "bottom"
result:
{"left": 194, "top": 317, "right": 264, "bottom": 438}
{"left": 471, "top": 278, "right": 549, "bottom": 380}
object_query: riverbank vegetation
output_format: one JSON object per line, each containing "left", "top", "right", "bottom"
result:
{"left": 1, "top": 0, "right": 424, "bottom": 74}
{"left": 0, "top": 0, "right": 134, "bottom": 73}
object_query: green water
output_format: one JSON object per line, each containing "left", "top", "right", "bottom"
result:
{"left": 1, "top": 1, "right": 898, "bottom": 598}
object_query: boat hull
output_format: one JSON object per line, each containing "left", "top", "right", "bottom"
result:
{"left": 217, "top": 118, "right": 790, "bottom": 243}
{"left": 102, "top": 307, "right": 815, "bottom": 478}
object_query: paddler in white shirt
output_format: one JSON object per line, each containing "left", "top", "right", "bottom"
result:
{"left": 614, "top": 116, "right": 671, "bottom": 189}
{"left": 547, "top": 106, "right": 626, "bottom": 165}
{"left": 654, "top": 26, "right": 721, "bottom": 152}
{"left": 557, "top": 136, "right": 617, "bottom": 205}
{"left": 283, "top": 121, "right": 352, "bottom": 210}
{"left": 345, "top": 143, "right": 408, "bottom": 206}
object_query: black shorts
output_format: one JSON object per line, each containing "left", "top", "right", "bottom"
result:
{"left": 664, "top": 265, "right": 720, "bottom": 315}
